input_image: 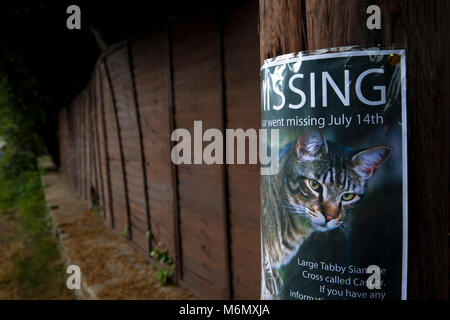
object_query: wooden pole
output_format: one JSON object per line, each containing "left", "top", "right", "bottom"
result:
{"left": 259, "top": 0, "right": 449, "bottom": 299}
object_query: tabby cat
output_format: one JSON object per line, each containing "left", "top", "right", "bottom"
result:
{"left": 261, "top": 128, "right": 391, "bottom": 299}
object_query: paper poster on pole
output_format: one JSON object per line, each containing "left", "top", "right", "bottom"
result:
{"left": 260, "top": 49, "right": 407, "bottom": 300}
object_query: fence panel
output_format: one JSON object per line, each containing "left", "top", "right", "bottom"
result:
{"left": 58, "top": 1, "right": 261, "bottom": 299}
{"left": 131, "top": 31, "right": 179, "bottom": 264}
{"left": 223, "top": 1, "right": 261, "bottom": 299}
{"left": 171, "top": 12, "right": 231, "bottom": 299}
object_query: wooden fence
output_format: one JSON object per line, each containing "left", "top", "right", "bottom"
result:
{"left": 58, "top": 1, "right": 260, "bottom": 299}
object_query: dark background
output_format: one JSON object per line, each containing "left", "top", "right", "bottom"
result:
{"left": 0, "top": 0, "right": 226, "bottom": 163}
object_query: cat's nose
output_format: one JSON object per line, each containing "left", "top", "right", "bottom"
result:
{"left": 323, "top": 202, "right": 339, "bottom": 221}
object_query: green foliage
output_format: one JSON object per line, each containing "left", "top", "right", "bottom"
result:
{"left": 120, "top": 225, "right": 129, "bottom": 237}
{"left": 150, "top": 247, "right": 173, "bottom": 265}
{"left": 0, "top": 85, "right": 47, "bottom": 180}
{"left": 89, "top": 201, "right": 102, "bottom": 214}
{"left": 90, "top": 204, "right": 102, "bottom": 214}
{"left": 157, "top": 265, "right": 175, "bottom": 286}
{"left": 0, "top": 72, "right": 69, "bottom": 298}
{"left": 150, "top": 246, "right": 175, "bottom": 286}
{"left": 0, "top": 80, "right": 47, "bottom": 210}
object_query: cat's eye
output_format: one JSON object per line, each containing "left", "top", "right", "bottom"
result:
{"left": 342, "top": 193, "right": 356, "bottom": 201}
{"left": 307, "top": 179, "right": 321, "bottom": 192}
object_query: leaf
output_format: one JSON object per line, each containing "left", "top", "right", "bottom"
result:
{"left": 168, "top": 264, "right": 175, "bottom": 276}
{"left": 158, "top": 269, "right": 168, "bottom": 286}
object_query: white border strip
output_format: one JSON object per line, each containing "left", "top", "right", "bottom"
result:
{"left": 399, "top": 50, "right": 408, "bottom": 300}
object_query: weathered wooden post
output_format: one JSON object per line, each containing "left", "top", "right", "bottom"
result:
{"left": 259, "top": 0, "right": 448, "bottom": 299}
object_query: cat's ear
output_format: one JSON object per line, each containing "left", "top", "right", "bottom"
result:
{"left": 351, "top": 146, "right": 392, "bottom": 179}
{"left": 296, "top": 128, "right": 328, "bottom": 160}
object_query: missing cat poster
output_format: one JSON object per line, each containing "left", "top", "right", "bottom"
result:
{"left": 260, "top": 49, "right": 407, "bottom": 300}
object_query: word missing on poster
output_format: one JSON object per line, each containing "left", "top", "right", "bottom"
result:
{"left": 262, "top": 69, "right": 387, "bottom": 111}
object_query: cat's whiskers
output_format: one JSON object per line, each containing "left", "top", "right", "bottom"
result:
{"left": 305, "top": 207, "right": 318, "bottom": 218}
{"left": 277, "top": 205, "right": 306, "bottom": 216}
{"left": 284, "top": 211, "right": 305, "bottom": 216}
{"left": 283, "top": 210, "right": 306, "bottom": 216}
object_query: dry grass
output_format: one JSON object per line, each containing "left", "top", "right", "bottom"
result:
{"left": 0, "top": 209, "right": 73, "bottom": 300}
{"left": 0, "top": 210, "right": 26, "bottom": 299}
{"left": 58, "top": 208, "right": 195, "bottom": 299}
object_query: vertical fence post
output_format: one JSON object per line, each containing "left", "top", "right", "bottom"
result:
{"left": 88, "top": 84, "right": 98, "bottom": 213}
{"left": 164, "top": 23, "right": 183, "bottom": 283}
{"left": 92, "top": 70, "right": 107, "bottom": 219}
{"left": 99, "top": 65, "right": 116, "bottom": 229}
{"left": 103, "top": 56, "right": 133, "bottom": 239}
{"left": 217, "top": 12, "right": 233, "bottom": 299}
{"left": 126, "top": 42, "right": 153, "bottom": 252}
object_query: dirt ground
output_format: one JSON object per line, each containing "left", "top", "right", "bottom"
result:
{"left": 43, "top": 171, "right": 195, "bottom": 300}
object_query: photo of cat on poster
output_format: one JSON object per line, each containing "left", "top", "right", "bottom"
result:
{"left": 261, "top": 127, "right": 401, "bottom": 300}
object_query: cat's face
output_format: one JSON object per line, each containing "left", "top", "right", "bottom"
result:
{"left": 284, "top": 129, "right": 391, "bottom": 232}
